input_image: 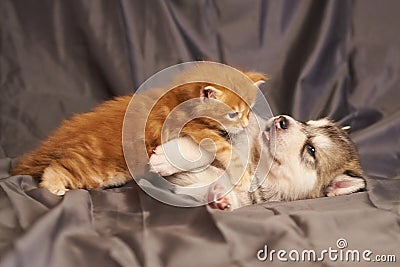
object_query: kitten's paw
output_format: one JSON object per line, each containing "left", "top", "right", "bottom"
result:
{"left": 39, "top": 180, "right": 69, "bottom": 196}
{"left": 51, "top": 187, "right": 69, "bottom": 196}
{"left": 40, "top": 165, "right": 69, "bottom": 196}
{"left": 149, "top": 146, "right": 181, "bottom": 176}
{"left": 208, "top": 184, "right": 232, "bottom": 211}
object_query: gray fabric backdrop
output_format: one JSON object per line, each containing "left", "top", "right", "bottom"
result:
{"left": 0, "top": 1, "right": 399, "bottom": 266}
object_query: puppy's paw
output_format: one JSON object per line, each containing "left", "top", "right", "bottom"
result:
{"left": 149, "top": 146, "right": 182, "bottom": 176}
{"left": 208, "top": 184, "right": 232, "bottom": 211}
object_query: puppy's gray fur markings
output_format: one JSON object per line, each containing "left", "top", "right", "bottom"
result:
{"left": 149, "top": 114, "right": 366, "bottom": 210}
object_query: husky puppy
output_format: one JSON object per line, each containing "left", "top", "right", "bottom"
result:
{"left": 149, "top": 114, "right": 366, "bottom": 210}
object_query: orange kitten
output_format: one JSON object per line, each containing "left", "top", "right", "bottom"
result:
{"left": 12, "top": 68, "right": 265, "bottom": 195}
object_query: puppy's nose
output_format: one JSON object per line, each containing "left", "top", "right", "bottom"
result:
{"left": 274, "top": 116, "right": 289, "bottom": 130}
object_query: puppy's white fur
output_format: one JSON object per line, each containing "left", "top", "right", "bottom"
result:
{"left": 149, "top": 114, "right": 366, "bottom": 210}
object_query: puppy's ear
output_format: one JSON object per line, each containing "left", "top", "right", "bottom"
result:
{"left": 245, "top": 72, "right": 268, "bottom": 87}
{"left": 200, "top": 85, "right": 222, "bottom": 100}
{"left": 325, "top": 173, "right": 366, "bottom": 197}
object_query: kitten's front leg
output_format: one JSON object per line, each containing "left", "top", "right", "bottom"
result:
{"left": 186, "top": 130, "right": 253, "bottom": 190}
{"left": 149, "top": 137, "right": 214, "bottom": 176}
{"left": 201, "top": 136, "right": 252, "bottom": 189}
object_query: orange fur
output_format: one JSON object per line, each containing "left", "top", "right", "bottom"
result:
{"left": 12, "top": 70, "right": 266, "bottom": 195}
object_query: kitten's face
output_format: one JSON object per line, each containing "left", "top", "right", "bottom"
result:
{"left": 187, "top": 70, "right": 266, "bottom": 135}
{"left": 198, "top": 84, "right": 254, "bottom": 135}
{"left": 219, "top": 89, "right": 252, "bottom": 134}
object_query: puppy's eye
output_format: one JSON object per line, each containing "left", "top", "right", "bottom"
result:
{"left": 227, "top": 112, "right": 238, "bottom": 119}
{"left": 306, "top": 144, "right": 316, "bottom": 158}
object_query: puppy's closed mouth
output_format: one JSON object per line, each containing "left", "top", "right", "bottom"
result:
{"left": 263, "top": 127, "right": 271, "bottom": 140}
{"left": 261, "top": 121, "right": 282, "bottom": 165}
{"left": 262, "top": 128, "right": 275, "bottom": 159}
{"left": 262, "top": 121, "right": 275, "bottom": 146}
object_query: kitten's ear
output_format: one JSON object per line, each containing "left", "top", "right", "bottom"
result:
{"left": 245, "top": 72, "right": 268, "bottom": 87}
{"left": 254, "top": 80, "right": 266, "bottom": 87}
{"left": 325, "top": 173, "right": 366, "bottom": 197}
{"left": 200, "top": 85, "right": 223, "bottom": 100}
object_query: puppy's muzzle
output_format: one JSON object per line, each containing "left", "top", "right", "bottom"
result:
{"left": 264, "top": 116, "right": 289, "bottom": 142}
